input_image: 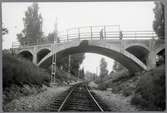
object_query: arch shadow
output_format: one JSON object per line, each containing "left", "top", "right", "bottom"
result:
{"left": 18, "top": 51, "right": 33, "bottom": 61}
{"left": 126, "top": 45, "right": 149, "bottom": 64}
{"left": 37, "top": 48, "right": 51, "bottom": 63}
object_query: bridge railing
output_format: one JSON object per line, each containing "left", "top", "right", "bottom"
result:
{"left": 12, "top": 25, "right": 158, "bottom": 48}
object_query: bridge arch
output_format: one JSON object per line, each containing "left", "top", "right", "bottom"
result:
{"left": 18, "top": 50, "right": 33, "bottom": 61}
{"left": 37, "top": 48, "right": 51, "bottom": 63}
{"left": 155, "top": 44, "right": 165, "bottom": 55}
{"left": 125, "top": 44, "right": 149, "bottom": 64}
{"left": 38, "top": 40, "right": 147, "bottom": 73}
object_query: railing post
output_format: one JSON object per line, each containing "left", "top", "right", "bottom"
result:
{"left": 78, "top": 28, "right": 80, "bottom": 40}
{"left": 38, "top": 39, "right": 41, "bottom": 45}
{"left": 134, "top": 32, "right": 136, "bottom": 39}
{"left": 104, "top": 26, "right": 106, "bottom": 39}
{"left": 67, "top": 30, "right": 69, "bottom": 41}
{"left": 152, "top": 32, "right": 154, "bottom": 40}
{"left": 37, "top": 39, "right": 38, "bottom": 45}
{"left": 90, "top": 26, "right": 92, "bottom": 40}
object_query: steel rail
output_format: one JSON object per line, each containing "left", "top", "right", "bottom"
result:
{"left": 86, "top": 86, "right": 104, "bottom": 112}
{"left": 57, "top": 87, "right": 74, "bottom": 112}
{"left": 57, "top": 84, "right": 104, "bottom": 112}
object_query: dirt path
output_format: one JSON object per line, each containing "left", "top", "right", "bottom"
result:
{"left": 93, "top": 90, "right": 142, "bottom": 112}
{"left": 3, "top": 86, "right": 69, "bottom": 112}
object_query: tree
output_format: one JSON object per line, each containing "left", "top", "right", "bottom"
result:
{"left": 153, "top": 1, "right": 165, "bottom": 39}
{"left": 17, "top": 3, "right": 43, "bottom": 45}
{"left": 70, "top": 53, "right": 85, "bottom": 76}
{"left": 57, "top": 53, "right": 85, "bottom": 78}
{"left": 112, "top": 61, "right": 126, "bottom": 72}
{"left": 79, "top": 68, "right": 85, "bottom": 79}
{"left": 99, "top": 58, "right": 108, "bottom": 81}
{"left": 47, "top": 32, "right": 60, "bottom": 43}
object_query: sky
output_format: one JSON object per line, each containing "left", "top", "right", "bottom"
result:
{"left": 2, "top": 2, "right": 155, "bottom": 74}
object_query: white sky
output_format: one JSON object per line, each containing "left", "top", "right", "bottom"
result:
{"left": 2, "top": 2, "right": 155, "bottom": 74}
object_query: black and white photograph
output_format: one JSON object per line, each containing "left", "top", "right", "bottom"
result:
{"left": 2, "top": 1, "right": 165, "bottom": 112}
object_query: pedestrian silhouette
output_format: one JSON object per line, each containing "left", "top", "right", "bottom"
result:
{"left": 119, "top": 31, "right": 123, "bottom": 40}
{"left": 100, "top": 29, "right": 104, "bottom": 40}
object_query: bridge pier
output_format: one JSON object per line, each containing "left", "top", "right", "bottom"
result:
{"left": 33, "top": 47, "right": 38, "bottom": 64}
{"left": 33, "top": 54, "right": 37, "bottom": 64}
{"left": 147, "top": 51, "right": 156, "bottom": 70}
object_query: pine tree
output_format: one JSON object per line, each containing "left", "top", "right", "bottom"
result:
{"left": 99, "top": 58, "right": 108, "bottom": 81}
{"left": 17, "top": 3, "right": 43, "bottom": 45}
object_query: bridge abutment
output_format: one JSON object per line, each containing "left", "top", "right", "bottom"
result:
{"left": 33, "top": 46, "right": 38, "bottom": 64}
{"left": 33, "top": 54, "right": 37, "bottom": 64}
{"left": 147, "top": 51, "right": 156, "bottom": 70}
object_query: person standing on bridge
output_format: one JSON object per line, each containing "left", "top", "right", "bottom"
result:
{"left": 100, "top": 29, "right": 104, "bottom": 40}
{"left": 119, "top": 30, "right": 123, "bottom": 40}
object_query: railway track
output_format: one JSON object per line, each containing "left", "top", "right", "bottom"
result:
{"left": 42, "top": 83, "right": 110, "bottom": 112}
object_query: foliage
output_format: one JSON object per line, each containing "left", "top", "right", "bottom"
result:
{"left": 3, "top": 52, "right": 50, "bottom": 88}
{"left": 47, "top": 65, "right": 78, "bottom": 84}
{"left": 112, "top": 61, "right": 127, "bottom": 72}
{"left": 131, "top": 94, "right": 149, "bottom": 108}
{"left": 3, "top": 84, "right": 46, "bottom": 105}
{"left": 85, "top": 71, "right": 98, "bottom": 81}
{"left": 131, "top": 65, "right": 165, "bottom": 111}
{"left": 97, "top": 82, "right": 107, "bottom": 90}
{"left": 17, "top": 3, "right": 43, "bottom": 45}
{"left": 153, "top": 1, "right": 165, "bottom": 39}
{"left": 57, "top": 53, "right": 85, "bottom": 78}
{"left": 111, "top": 70, "right": 131, "bottom": 83}
{"left": 46, "top": 32, "right": 60, "bottom": 43}
{"left": 96, "top": 70, "right": 139, "bottom": 97}
{"left": 99, "top": 58, "right": 108, "bottom": 81}
{"left": 79, "top": 68, "right": 85, "bottom": 79}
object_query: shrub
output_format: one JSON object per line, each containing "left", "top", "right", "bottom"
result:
{"left": 3, "top": 52, "right": 50, "bottom": 88}
{"left": 122, "top": 89, "right": 132, "bottom": 97}
{"left": 97, "top": 83, "right": 108, "bottom": 90}
{"left": 131, "top": 65, "right": 165, "bottom": 111}
{"left": 131, "top": 94, "right": 149, "bottom": 107}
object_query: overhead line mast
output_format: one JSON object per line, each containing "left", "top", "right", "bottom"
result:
{"left": 51, "top": 17, "right": 58, "bottom": 84}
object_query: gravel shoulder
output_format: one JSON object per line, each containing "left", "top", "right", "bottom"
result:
{"left": 92, "top": 89, "right": 142, "bottom": 112}
{"left": 3, "top": 86, "right": 69, "bottom": 112}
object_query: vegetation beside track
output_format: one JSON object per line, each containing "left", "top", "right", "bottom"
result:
{"left": 131, "top": 64, "right": 165, "bottom": 111}
{"left": 2, "top": 51, "right": 77, "bottom": 105}
{"left": 3, "top": 52, "right": 50, "bottom": 104}
{"left": 94, "top": 64, "right": 165, "bottom": 111}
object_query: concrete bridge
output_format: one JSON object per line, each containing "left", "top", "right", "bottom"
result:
{"left": 13, "top": 25, "right": 165, "bottom": 73}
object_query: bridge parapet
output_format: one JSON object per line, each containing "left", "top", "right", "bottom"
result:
{"left": 12, "top": 25, "right": 158, "bottom": 49}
